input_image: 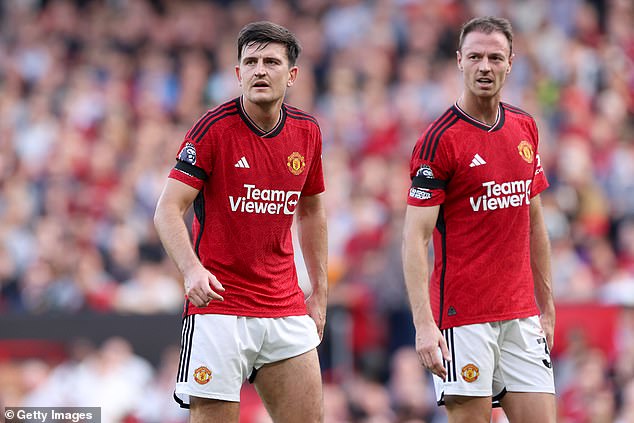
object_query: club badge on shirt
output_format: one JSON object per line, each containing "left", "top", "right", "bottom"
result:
{"left": 287, "top": 152, "right": 306, "bottom": 175}
{"left": 517, "top": 140, "right": 534, "bottom": 163}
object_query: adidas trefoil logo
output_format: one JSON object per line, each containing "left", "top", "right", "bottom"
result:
{"left": 469, "top": 154, "right": 486, "bottom": 167}
{"left": 234, "top": 156, "right": 250, "bottom": 168}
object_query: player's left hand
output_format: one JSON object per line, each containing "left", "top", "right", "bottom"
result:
{"left": 540, "top": 311, "right": 555, "bottom": 351}
{"left": 306, "top": 296, "right": 326, "bottom": 340}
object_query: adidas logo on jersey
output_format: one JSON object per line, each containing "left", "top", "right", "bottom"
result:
{"left": 235, "top": 157, "right": 250, "bottom": 168}
{"left": 469, "top": 154, "right": 486, "bottom": 167}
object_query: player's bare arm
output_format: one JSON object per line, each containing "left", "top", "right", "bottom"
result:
{"left": 154, "top": 178, "right": 225, "bottom": 307}
{"left": 296, "top": 193, "right": 328, "bottom": 339}
{"left": 529, "top": 195, "right": 555, "bottom": 349}
{"left": 402, "top": 204, "right": 451, "bottom": 380}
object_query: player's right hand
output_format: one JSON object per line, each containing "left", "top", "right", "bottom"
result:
{"left": 415, "top": 322, "right": 450, "bottom": 380}
{"left": 183, "top": 265, "right": 225, "bottom": 306}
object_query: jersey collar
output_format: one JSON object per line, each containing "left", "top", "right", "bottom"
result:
{"left": 237, "top": 97, "right": 287, "bottom": 138}
{"left": 452, "top": 102, "right": 505, "bottom": 132}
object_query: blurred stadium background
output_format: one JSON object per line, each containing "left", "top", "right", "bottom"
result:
{"left": 0, "top": 0, "right": 633, "bottom": 422}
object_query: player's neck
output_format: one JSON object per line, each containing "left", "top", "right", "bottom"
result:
{"left": 241, "top": 97, "right": 283, "bottom": 132}
{"left": 457, "top": 94, "right": 500, "bottom": 126}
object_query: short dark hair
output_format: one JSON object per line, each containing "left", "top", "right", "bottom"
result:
{"left": 458, "top": 16, "right": 513, "bottom": 55}
{"left": 237, "top": 21, "right": 301, "bottom": 67}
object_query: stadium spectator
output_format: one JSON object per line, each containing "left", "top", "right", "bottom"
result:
{"left": 0, "top": 1, "right": 633, "bottom": 422}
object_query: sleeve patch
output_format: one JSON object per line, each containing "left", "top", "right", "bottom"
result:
{"left": 416, "top": 164, "right": 434, "bottom": 178}
{"left": 174, "top": 160, "right": 208, "bottom": 181}
{"left": 411, "top": 165, "right": 447, "bottom": 190}
{"left": 409, "top": 187, "right": 432, "bottom": 200}
{"left": 178, "top": 142, "right": 197, "bottom": 165}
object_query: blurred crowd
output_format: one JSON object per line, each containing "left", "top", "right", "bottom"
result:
{"left": 0, "top": 0, "right": 633, "bottom": 422}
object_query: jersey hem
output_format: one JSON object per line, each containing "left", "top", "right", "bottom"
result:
{"left": 185, "top": 308, "right": 308, "bottom": 318}
{"left": 438, "top": 308, "right": 539, "bottom": 330}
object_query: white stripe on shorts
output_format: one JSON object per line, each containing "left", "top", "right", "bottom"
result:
{"left": 177, "top": 314, "right": 195, "bottom": 383}
{"left": 443, "top": 328, "right": 457, "bottom": 382}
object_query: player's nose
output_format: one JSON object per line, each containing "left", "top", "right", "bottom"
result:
{"left": 478, "top": 57, "right": 491, "bottom": 72}
{"left": 254, "top": 60, "right": 266, "bottom": 76}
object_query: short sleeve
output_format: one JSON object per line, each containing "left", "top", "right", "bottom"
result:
{"left": 168, "top": 114, "right": 214, "bottom": 190}
{"left": 528, "top": 119, "right": 549, "bottom": 198}
{"left": 301, "top": 125, "right": 325, "bottom": 196}
{"left": 407, "top": 130, "right": 453, "bottom": 207}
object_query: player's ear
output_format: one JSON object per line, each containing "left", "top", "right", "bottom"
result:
{"left": 287, "top": 66, "right": 298, "bottom": 87}
{"left": 507, "top": 53, "right": 514, "bottom": 74}
{"left": 456, "top": 50, "right": 463, "bottom": 71}
{"left": 235, "top": 65, "right": 242, "bottom": 86}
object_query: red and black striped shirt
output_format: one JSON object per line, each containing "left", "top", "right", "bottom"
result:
{"left": 169, "top": 97, "right": 325, "bottom": 318}
{"left": 407, "top": 102, "right": 548, "bottom": 329}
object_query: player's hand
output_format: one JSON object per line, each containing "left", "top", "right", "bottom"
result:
{"left": 306, "top": 295, "right": 326, "bottom": 340}
{"left": 415, "top": 321, "right": 450, "bottom": 380}
{"left": 183, "top": 265, "right": 225, "bottom": 307}
{"left": 540, "top": 310, "right": 555, "bottom": 351}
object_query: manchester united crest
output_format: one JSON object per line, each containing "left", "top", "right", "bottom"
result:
{"left": 194, "top": 366, "right": 212, "bottom": 385}
{"left": 287, "top": 152, "right": 306, "bottom": 175}
{"left": 461, "top": 363, "right": 479, "bottom": 383}
{"left": 517, "top": 140, "right": 534, "bottom": 163}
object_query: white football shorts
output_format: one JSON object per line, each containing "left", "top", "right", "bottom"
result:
{"left": 433, "top": 315, "right": 555, "bottom": 406}
{"left": 174, "top": 314, "right": 320, "bottom": 407}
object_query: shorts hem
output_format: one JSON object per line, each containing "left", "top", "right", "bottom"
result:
{"left": 442, "top": 390, "right": 492, "bottom": 397}
{"left": 254, "top": 342, "right": 320, "bottom": 370}
{"left": 505, "top": 385, "right": 556, "bottom": 394}
{"left": 437, "top": 390, "right": 493, "bottom": 407}
{"left": 175, "top": 388, "right": 240, "bottom": 405}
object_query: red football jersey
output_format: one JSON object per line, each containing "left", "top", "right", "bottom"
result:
{"left": 407, "top": 102, "right": 548, "bottom": 329}
{"left": 169, "top": 97, "right": 325, "bottom": 318}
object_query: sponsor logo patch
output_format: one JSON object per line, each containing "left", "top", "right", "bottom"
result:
{"left": 518, "top": 140, "right": 534, "bottom": 163}
{"left": 287, "top": 152, "right": 306, "bottom": 175}
{"left": 409, "top": 187, "right": 432, "bottom": 200}
{"left": 469, "top": 179, "right": 532, "bottom": 212}
{"left": 194, "top": 366, "right": 212, "bottom": 385}
{"left": 229, "top": 184, "right": 300, "bottom": 215}
{"left": 461, "top": 363, "right": 479, "bottom": 383}
{"left": 178, "top": 142, "right": 197, "bottom": 165}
